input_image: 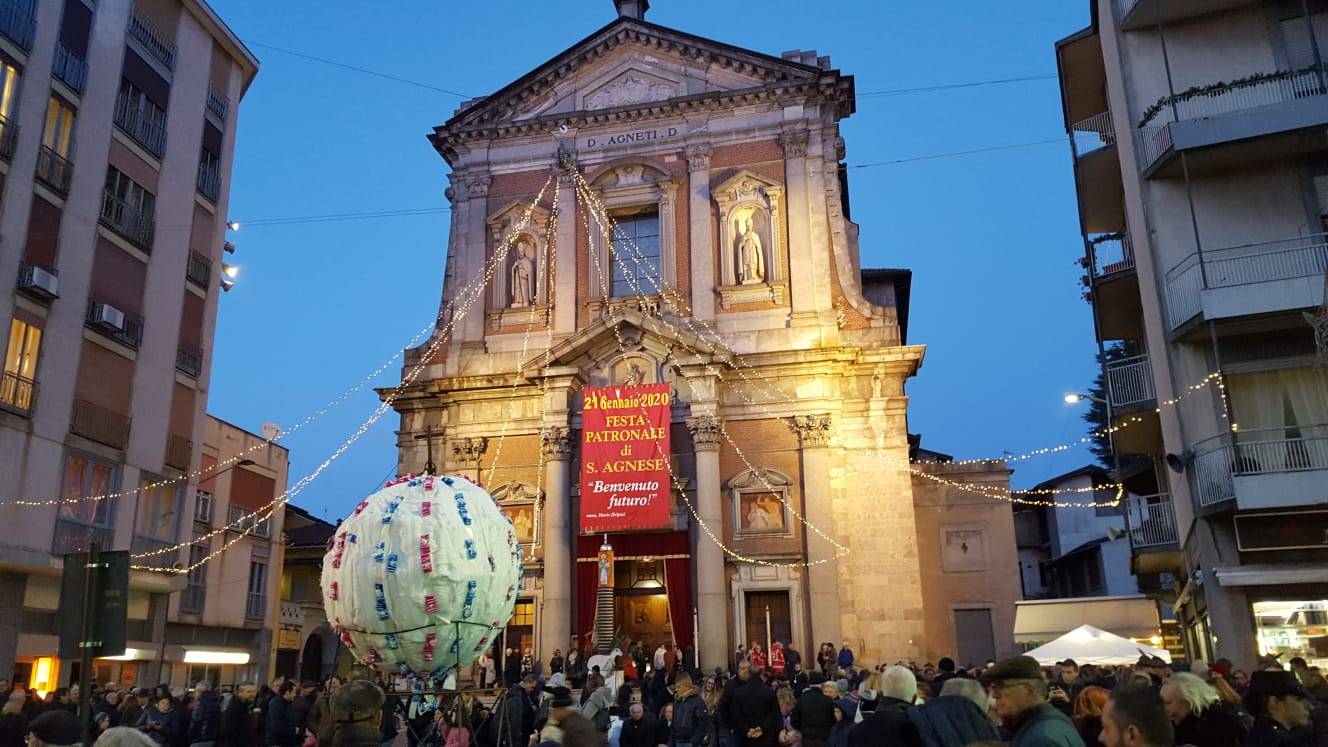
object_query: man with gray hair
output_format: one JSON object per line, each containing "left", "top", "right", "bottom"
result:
{"left": 189, "top": 680, "right": 222, "bottom": 747}
{"left": 980, "top": 655, "right": 1084, "bottom": 746}
{"left": 848, "top": 666, "right": 921, "bottom": 747}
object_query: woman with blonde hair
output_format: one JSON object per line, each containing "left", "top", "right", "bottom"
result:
{"left": 0, "top": 690, "right": 27, "bottom": 747}
{"left": 1071, "top": 685, "right": 1110, "bottom": 746}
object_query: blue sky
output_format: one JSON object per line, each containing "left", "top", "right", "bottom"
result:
{"left": 206, "top": 1, "right": 1097, "bottom": 521}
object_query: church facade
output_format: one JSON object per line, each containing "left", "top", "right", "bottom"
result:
{"left": 386, "top": 0, "right": 1020, "bottom": 671}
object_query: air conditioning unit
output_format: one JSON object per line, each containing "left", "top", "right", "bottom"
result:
{"left": 90, "top": 303, "right": 126, "bottom": 331}
{"left": 17, "top": 266, "right": 59, "bottom": 299}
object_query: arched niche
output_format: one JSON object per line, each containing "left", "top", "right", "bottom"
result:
{"left": 712, "top": 170, "right": 786, "bottom": 308}
{"left": 487, "top": 201, "right": 551, "bottom": 330}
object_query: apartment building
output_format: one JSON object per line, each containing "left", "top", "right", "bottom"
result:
{"left": 275, "top": 503, "right": 346, "bottom": 683}
{"left": 1058, "top": 0, "right": 1328, "bottom": 668}
{"left": 0, "top": 0, "right": 257, "bottom": 690}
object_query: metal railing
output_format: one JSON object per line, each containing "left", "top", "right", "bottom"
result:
{"left": 70, "top": 398, "right": 132, "bottom": 449}
{"left": 0, "top": 0, "right": 36, "bottom": 51}
{"left": 52, "top": 42, "right": 88, "bottom": 93}
{"left": 206, "top": 81, "right": 229, "bottom": 120}
{"left": 52, "top": 519, "right": 113, "bottom": 555}
{"left": 166, "top": 434, "right": 192, "bottom": 470}
{"left": 85, "top": 298, "right": 145, "bottom": 349}
{"left": 246, "top": 593, "right": 266, "bottom": 621}
{"left": 132, "top": 535, "right": 178, "bottom": 570}
{"left": 35, "top": 146, "right": 74, "bottom": 196}
{"left": 1191, "top": 424, "right": 1328, "bottom": 508}
{"left": 1163, "top": 234, "right": 1328, "bottom": 329}
{"left": 0, "top": 112, "right": 17, "bottom": 162}
{"left": 196, "top": 160, "right": 220, "bottom": 202}
{"left": 127, "top": 9, "right": 176, "bottom": 71}
{"left": 1071, "top": 111, "right": 1115, "bottom": 158}
{"left": 1087, "top": 232, "right": 1135, "bottom": 278}
{"left": 176, "top": 343, "right": 202, "bottom": 377}
{"left": 1136, "top": 123, "right": 1175, "bottom": 168}
{"left": 113, "top": 94, "right": 167, "bottom": 159}
{"left": 1125, "top": 492, "right": 1178, "bottom": 549}
{"left": 1106, "top": 354, "right": 1155, "bottom": 408}
{"left": 100, "top": 190, "right": 156, "bottom": 250}
{"left": 186, "top": 250, "right": 212, "bottom": 288}
{"left": 0, "top": 370, "right": 36, "bottom": 416}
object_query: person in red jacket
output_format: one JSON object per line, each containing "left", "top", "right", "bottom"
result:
{"left": 750, "top": 643, "right": 767, "bottom": 672}
{"left": 770, "top": 642, "right": 787, "bottom": 680}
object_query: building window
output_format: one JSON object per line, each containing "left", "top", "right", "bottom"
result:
{"left": 53, "top": 452, "right": 117, "bottom": 553}
{"left": 511, "top": 600, "right": 535, "bottom": 627}
{"left": 246, "top": 560, "right": 267, "bottom": 620}
{"left": 136, "top": 478, "right": 180, "bottom": 542}
{"left": 2, "top": 318, "right": 41, "bottom": 412}
{"left": 1253, "top": 600, "right": 1328, "bottom": 666}
{"left": 194, "top": 491, "right": 213, "bottom": 524}
{"left": 180, "top": 539, "right": 207, "bottom": 613}
{"left": 0, "top": 62, "right": 20, "bottom": 120}
{"left": 105, "top": 167, "right": 156, "bottom": 216}
{"left": 610, "top": 209, "right": 660, "bottom": 297}
{"left": 43, "top": 97, "right": 74, "bottom": 158}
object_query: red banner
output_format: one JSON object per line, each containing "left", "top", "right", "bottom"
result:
{"left": 579, "top": 383, "right": 672, "bottom": 533}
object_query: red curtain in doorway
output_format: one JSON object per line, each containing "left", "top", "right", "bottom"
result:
{"left": 663, "top": 558, "right": 693, "bottom": 651}
{"left": 576, "top": 560, "right": 598, "bottom": 652}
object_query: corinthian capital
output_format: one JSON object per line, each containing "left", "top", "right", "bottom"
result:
{"left": 684, "top": 143, "right": 712, "bottom": 172}
{"left": 788, "top": 414, "right": 833, "bottom": 448}
{"left": 540, "top": 426, "right": 573, "bottom": 460}
{"left": 685, "top": 415, "right": 722, "bottom": 452}
{"left": 450, "top": 437, "right": 488, "bottom": 467}
{"left": 777, "top": 129, "right": 810, "bottom": 158}
{"left": 460, "top": 173, "right": 491, "bottom": 198}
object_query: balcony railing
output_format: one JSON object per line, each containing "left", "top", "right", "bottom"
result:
{"left": 51, "top": 42, "right": 88, "bottom": 93}
{"left": 1125, "top": 492, "right": 1178, "bottom": 549}
{"left": 85, "top": 298, "right": 145, "bottom": 349}
{"left": 52, "top": 519, "right": 113, "bottom": 555}
{"left": 70, "top": 398, "right": 132, "bottom": 449}
{"left": 127, "top": 9, "right": 176, "bottom": 71}
{"left": 1105, "top": 354, "right": 1155, "bottom": 408}
{"left": 197, "top": 160, "right": 220, "bottom": 202}
{"left": 180, "top": 583, "right": 205, "bottom": 613}
{"left": 1164, "top": 234, "right": 1328, "bottom": 329}
{"left": 100, "top": 190, "right": 156, "bottom": 251}
{"left": 176, "top": 343, "right": 202, "bottom": 377}
{"left": 0, "top": 112, "right": 17, "bottom": 162}
{"left": 0, "top": 0, "right": 36, "bottom": 52}
{"left": 246, "top": 592, "right": 266, "bottom": 621}
{"left": 132, "top": 535, "right": 178, "bottom": 570}
{"left": 1192, "top": 424, "right": 1328, "bottom": 508}
{"left": 1087, "top": 232, "right": 1135, "bottom": 278}
{"left": 1071, "top": 111, "right": 1116, "bottom": 158}
{"left": 0, "top": 370, "right": 36, "bottom": 416}
{"left": 35, "top": 146, "right": 74, "bottom": 197}
{"left": 206, "top": 81, "right": 229, "bottom": 121}
{"left": 186, "top": 250, "right": 212, "bottom": 288}
{"left": 113, "top": 94, "right": 167, "bottom": 159}
{"left": 165, "top": 435, "right": 192, "bottom": 470}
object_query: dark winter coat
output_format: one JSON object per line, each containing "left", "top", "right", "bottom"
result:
{"left": 0, "top": 712, "right": 26, "bottom": 747}
{"left": 190, "top": 691, "right": 224, "bottom": 744}
{"left": 290, "top": 693, "right": 315, "bottom": 735}
{"left": 497, "top": 686, "right": 534, "bottom": 747}
{"left": 847, "top": 698, "right": 920, "bottom": 747}
{"left": 726, "top": 679, "right": 780, "bottom": 747}
{"left": 1173, "top": 703, "right": 1248, "bottom": 747}
{"left": 139, "top": 704, "right": 187, "bottom": 747}
{"left": 905, "top": 695, "right": 999, "bottom": 747}
{"left": 218, "top": 697, "right": 257, "bottom": 747}
{"left": 618, "top": 716, "right": 654, "bottom": 747}
{"left": 265, "top": 697, "right": 302, "bottom": 747}
{"left": 671, "top": 692, "right": 711, "bottom": 746}
{"left": 1006, "top": 702, "right": 1084, "bottom": 747}
{"left": 539, "top": 710, "right": 605, "bottom": 747}
{"left": 1243, "top": 716, "right": 1301, "bottom": 747}
{"left": 789, "top": 689, "right": 836, "bottom": 743}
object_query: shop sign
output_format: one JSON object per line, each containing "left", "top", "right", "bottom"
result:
{"left": 579, "top": 383, "right": 672, "bottom": 533}
{"left": 277, "top": 628, "right": 302, "bottom": 651}
{"left": 1235, "top": 510, "right": 1328, "bottom": 551}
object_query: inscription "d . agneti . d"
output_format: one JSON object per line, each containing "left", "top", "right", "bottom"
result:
{"left": 584, "top": 127, "right": 679, "bottom": 148}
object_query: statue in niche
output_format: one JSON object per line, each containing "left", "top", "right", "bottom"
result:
{"left": 736, "top": 216, "right": 765, "bottom": 285}
{"left": 510, "top": 237, "right": 536, "bottom": 308}
{"left": 622, "top": 362, "right": 644, "bottom": 386}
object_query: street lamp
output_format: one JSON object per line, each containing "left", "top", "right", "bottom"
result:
{"left": 1063, "top": 392, "right": 1106, "bottom": 405}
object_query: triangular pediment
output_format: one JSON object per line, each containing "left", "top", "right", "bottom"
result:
{"left": 436, "top": 17, "right": 839, "bottom": 135}
{"left": 521, "top": 309, "right": 731, "bottom": 375}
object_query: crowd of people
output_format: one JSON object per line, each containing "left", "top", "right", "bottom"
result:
{"left": 3, "top": 643, "right": 1326, "bottom": 747}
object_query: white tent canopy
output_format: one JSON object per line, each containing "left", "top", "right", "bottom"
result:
{"left": 1023, "top": 624, "right": 1172, "bottom": 666}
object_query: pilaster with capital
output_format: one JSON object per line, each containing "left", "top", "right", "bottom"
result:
{"left": 686, "top": 411, "right": 727, "bottom": 671}
{"left": 685, "top": 142, "right": 716, "bottom": 320}
{"left": 789, "top": 412, "right": 841, "bottom": 645}
{"left": 533, "top": 366, "right": 583, "bottom": 661}
{"left": 778, "top": 128, "right": 817, "bottom": 317}
{"left": 553, "top": 168, "right": 578, "bottom": 335}
{"left": 457, "top": 173, "right": 492, "bottom": 348}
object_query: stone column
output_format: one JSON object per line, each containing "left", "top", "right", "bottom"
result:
{"left": 0, "top": 573, "right": 25, "bottom": 680}
{"left": 539, "top": 426, "right": 573, "bottom": 661}
{"left": 685, "top": 414, "right": 725, "bottom": 671}
{"left": 778, "top": 129, "right": 817, "bottom": 319}
{"left": 553, "top": 171, "right": 578, "bottom": 335}
{"left": 459, "top": 174, "right": 492, "bottom": 350}
{"left": 790, "top": 414, "right": 841, "bottom": 647}
{"left": 684, "top": 144, "right": 715, "bottom": 320}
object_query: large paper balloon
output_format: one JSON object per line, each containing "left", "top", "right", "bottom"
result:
{"left": 322, "top": 474, "right": 522, "bottom": 678}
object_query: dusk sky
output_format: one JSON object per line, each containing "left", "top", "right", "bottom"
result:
{"left": 205, "top": 1, "right": 1097, "bottom": 521}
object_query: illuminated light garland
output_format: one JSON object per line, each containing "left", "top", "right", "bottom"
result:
{"left": 572, "top": 173, "right": 1134, "bottom": 507}
{"left": 130, "top": 177, "right": 556, "bottom": 571}
{"left": 577, "top": 190, "right": 849, "bottom": 567}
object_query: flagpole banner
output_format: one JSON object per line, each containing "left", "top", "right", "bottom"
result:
{"left": 579, "top": 382, "right": 672, "bottom": 533}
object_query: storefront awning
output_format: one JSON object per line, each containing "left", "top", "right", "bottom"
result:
{"left": 1214, "top": 564, "right": 1328, "bottom": 587}
{"left": 1014, "top": 595, "right": 1161, "bottom": 644}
